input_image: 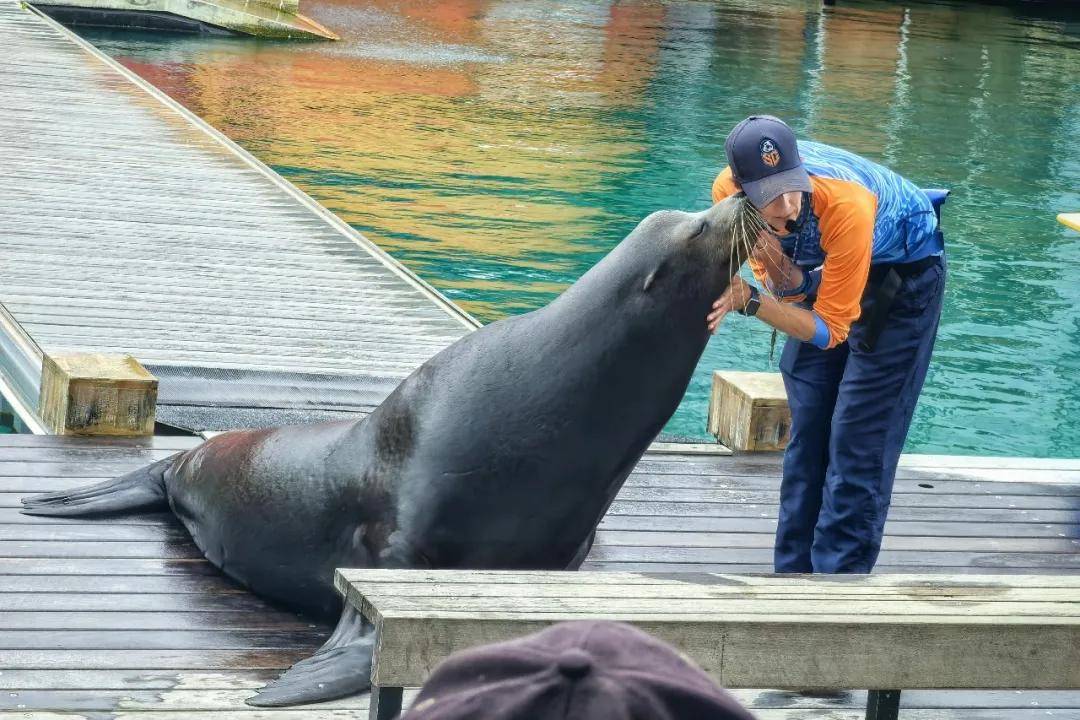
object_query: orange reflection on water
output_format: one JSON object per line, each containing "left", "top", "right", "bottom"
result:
{"left": 115, "top": 0, "right": 667, "bottom": 287}
{"left": 812, "top": 5, "right": 905, "bottom": 154}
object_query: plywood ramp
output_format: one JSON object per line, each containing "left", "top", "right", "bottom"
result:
{"left": 0, "top": 0, "right": 474, "bottom": 433}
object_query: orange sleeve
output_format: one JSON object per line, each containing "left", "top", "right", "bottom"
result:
{"left": 810, "top": 177, "right": 876, "bottom": 348}
{"left": 711, "top": 167, "right": 771, "bottom": 288}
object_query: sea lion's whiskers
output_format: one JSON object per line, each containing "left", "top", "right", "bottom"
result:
{"left": 742, "top": 209, "right": 796, "bottom": 301}
{"left": 731, "top": 205, "right": 743, "bottom": 277}
{"left": 733, "top": 202, "right": 767, "bottom": 294}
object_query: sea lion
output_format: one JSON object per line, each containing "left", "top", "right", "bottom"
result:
{"left": 22, "top": 195, "right": 754, "bottom": 706}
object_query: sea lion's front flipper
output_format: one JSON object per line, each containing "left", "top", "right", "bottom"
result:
{"left": 247, "top": 604, "right": 374, "bottom": 707}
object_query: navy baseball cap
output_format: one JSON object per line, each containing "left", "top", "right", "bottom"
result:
{"left": 724, "top": 115, "right": 811, "bottom": 209}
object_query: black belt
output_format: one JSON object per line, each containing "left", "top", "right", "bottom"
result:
{"left": 867, "top": 253, "right": 941, "bottom": 283}
{"left": 857, "top": 255, "right": 941, "bottom": 353}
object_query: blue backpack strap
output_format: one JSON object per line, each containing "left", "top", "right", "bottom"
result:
{"left": 921, "top": 188, "right": 950, "bottom": 222}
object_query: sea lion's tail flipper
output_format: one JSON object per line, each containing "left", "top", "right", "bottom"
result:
{"left": 247, "top": 604, "right": 374, "bottom": 707}
{"left": 20, "top": 454, "right": 177, "bottom": 517}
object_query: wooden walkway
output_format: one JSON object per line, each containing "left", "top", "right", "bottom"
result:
{"left": 2, "top": 433, "right": 1077, "bottom": 718}
{"left": 0, "top": 0, "right": 475, "bottom": 433}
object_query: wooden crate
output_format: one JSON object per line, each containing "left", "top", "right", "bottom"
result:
{"left": 39, "top": 352, "right": 157, "bottom": 436}
{"left": 708, "top": 371, "right": 790, "bottom": 452}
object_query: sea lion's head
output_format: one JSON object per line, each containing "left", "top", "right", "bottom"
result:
{"left": 540, "top": 193, "right": 760, "bottom": 344}
{"left": 612, "top": 194, "right": 757, "bottom": 326}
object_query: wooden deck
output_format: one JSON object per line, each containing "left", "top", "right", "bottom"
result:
{"left": 2, "top": 433, "right": 1077, "bottom": 718}
{"left": 0, "top": 0, "right": 475, "bottom": 433}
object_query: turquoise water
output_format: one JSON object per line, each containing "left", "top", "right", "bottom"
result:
{"left": 78, "top": 0, "right": 1080, "bottom": 456}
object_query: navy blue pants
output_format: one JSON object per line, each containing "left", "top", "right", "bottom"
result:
{"left": 775, "top": 256, "right": 947, "bottom": 573}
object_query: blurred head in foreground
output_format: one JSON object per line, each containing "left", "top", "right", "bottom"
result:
{"left": 399, "top": 620, "right": 757, "bottom": 720}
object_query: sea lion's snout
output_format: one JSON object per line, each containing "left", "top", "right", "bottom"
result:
{"left": 697, "top": 194, "right": 756, "bottom": 272}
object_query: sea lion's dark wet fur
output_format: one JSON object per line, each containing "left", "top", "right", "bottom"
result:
{"left": 22, "top": 197, "right": 752, "bottom": 706}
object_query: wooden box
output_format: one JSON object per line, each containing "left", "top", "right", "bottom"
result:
{"left": 708, "top": 371, "right": 790, "bottom": 452}
{"left": 39, "top": 353, "right": 157, "bottom": 436}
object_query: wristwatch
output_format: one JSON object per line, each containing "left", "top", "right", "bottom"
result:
{"left": 737, "top": 285, "right": 761, "bottom": 317}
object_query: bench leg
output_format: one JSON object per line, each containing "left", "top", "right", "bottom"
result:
{"left": 865, "top": 689, "right": 901, "bottom": 720}
{"left": 369, "top": 685, "right": 404, "bottom": 720}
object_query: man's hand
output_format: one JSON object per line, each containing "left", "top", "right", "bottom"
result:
{"left": 707, "top": 275, "right": 753, "bottom": 334}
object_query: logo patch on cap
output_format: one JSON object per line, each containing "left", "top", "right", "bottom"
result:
{"left": 759, "top": 138, "right": 781, "bottom": 168}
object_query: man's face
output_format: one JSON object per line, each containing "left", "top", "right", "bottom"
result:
{"left": 758, "top": 191, "right": 802, "bottom": 234}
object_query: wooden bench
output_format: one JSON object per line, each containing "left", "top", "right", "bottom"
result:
{"left": 334, "top": 569, "right": 1080, "bottom": 720}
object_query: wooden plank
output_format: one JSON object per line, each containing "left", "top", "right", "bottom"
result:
{"left": 4, "top": 515, "right": 1074, "bottom": 544}
{"left": 582, "top": 562, "right": 1067, "bottom": 574}
{"left": 0, "top": 669, "right": 279, "bottom": 690}
{"left": 0, "top": 650, "right": 310, "bottom": 669}
{"left": 0, "top": 575, "right": 243, "bottom": 594}
{"left": 0, "top": 592, "right": 286, "bottom": 612}
{"left": 0, "top": 524, "right": 191, "bottom": 541}
{"left": 631, "top": 459, "right": 1080, "bottom": 485}
{"left": 0, "top": 508, "right": 175, "bottom": 525}
{"left": 349, "top": 596, "right": 1080, "bottom": 618}
{"left": 364, "top": 615, "right": 1080, "bottom": 688}
{"left": 0, "top": 712, "right": 371, "bottom": 719}
{"left": 27, "top": 687, "right": 1061, "bottom": 714}
{"left": 0, "top": 688, "right": 368, "bottom": 711}
{"left": 327, "top": 580, "right": 1080, "bottom": 602}
{"left": 646, "top": 442, "right": 731, "bottom": 455}
{"left": 605, "top": 501, "right": 1080, "bottom": 524}
{"left": 0, "top": 435, "right": 199, "bottom": 450}
{"left": 0, "top": 673, "right": 1071, "bottom": 713}
{"left": 585, "top": 545, "right": 1080, "bottom": 568}
{"left": 0, "top": 612, "right": 319, "bottom": 631}
{"left": 11, "top": 486, "right": 1072, "bottom": 510}
{"left": 0, "top": 448, "right": 185, "bottom": 462}
{"left": 772, "top": 689, "right": 1080, "bottom": 710}
{"left": 0, "top": 558, "right": 217, "bottom": 575}
{"left": 7, "top": 468, "right": 1077, "bottom": 499}
{"left": 593, "top": 531, "right": 1080, "bottom": 553}
{"left": 635, "top": 451, "right": 1080, "bottom": 473}
{"left": 0, "top": 711, "right": 1076, "bottom": 720}
{"left": 898, "top": 454, "right": 1080, "bottom": 472}
{"left": 598, "top": 515, "right": 1080, "bottom": 538}
{"left": 744, "top": 712, "right": 1080, "bottom": 720}
{"left": 621, "top": 474, "right": 1080, "bottom": 498}
{"left": 8, "top": 488, "right": 1079, "bottom": 518}
{"left": 0, "top": 464, "right": 175, "bottom": 479}
{"left": 612, "top": 487, "right": 1080, "bottom": 509}
{"left": 0, "top": 629, "right": 327, "bottom": 650}
{"left": 337, "top": 569, "right": 1080, "bottom": 587}
{"left": 0, "top": 541, "right": 203, "bottom": 559}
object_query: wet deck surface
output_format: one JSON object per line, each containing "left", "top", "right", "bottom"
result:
{"left": 0, "top": 0, "right": 474, "bottom": 433}
{"left": 2, "top": 434, "right": 1077, "bottom": 719}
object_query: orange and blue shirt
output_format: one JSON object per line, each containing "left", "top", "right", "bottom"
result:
{"left": 712, "top": 141, "right": 942, "bottom": 349}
